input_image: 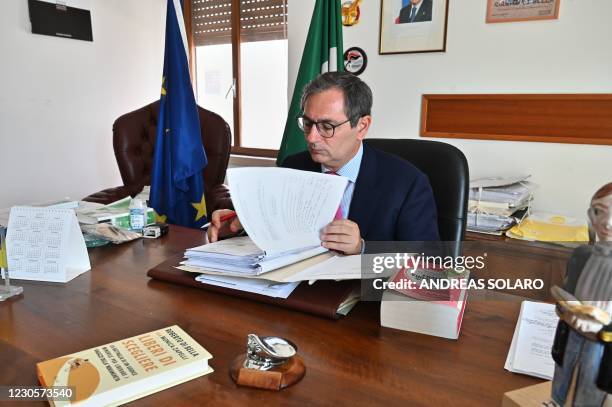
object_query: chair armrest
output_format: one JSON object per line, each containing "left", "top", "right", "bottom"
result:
{"left": 207, "top": 184, "right": 232, "bottom": 213}
{"left": 82, "top": 186, "right": 134, "bottom": 205}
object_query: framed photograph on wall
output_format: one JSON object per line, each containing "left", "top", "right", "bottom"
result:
{"left": 486, "top": 0, "right": 560, "bottom": 23}
{"left": 379, "top": 0, "right": 449, "bottom": 54}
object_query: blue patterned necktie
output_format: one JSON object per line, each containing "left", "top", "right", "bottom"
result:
{"left": 409, "top": 6, "right": 417, "bottom": 22}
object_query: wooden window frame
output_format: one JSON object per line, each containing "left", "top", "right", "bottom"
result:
{"left": 185, "top": 0, "right": 282, "bottom": 158}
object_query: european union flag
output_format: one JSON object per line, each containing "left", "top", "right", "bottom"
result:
{"left": 150, "top": 0, "right": 208, "bottom": 228}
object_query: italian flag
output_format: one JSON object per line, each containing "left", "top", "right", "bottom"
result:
{"left": 276, "top": 0, "right": 344, "bottom": 165}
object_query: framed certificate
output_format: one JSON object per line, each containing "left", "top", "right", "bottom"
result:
{"left": 486, "top": 0, "right": 560, "bottom": 24}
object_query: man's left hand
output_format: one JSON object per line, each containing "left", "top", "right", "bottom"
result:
{"left": 320, "top": 219, "right": 363, "bottom": 255}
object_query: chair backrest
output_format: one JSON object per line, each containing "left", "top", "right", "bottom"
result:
{"left": 112, "top": 100, "right": 231, "bottom": 200}
{"left": 365, "top": 139, "right": 469, "bottom": 244}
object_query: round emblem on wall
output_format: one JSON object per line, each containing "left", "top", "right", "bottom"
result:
{"left": 343, "top": 47, "right": 368, "bottom": 76}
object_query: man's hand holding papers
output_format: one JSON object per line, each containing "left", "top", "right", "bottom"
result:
{"left": 207, "top": 209, "right": 242, "bottom": 243}
{"left": 197, "top": 167, "right": 349, "bottom": 275}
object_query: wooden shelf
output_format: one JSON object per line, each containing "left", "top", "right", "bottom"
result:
{"left": 421, "top": 94, "right": 612, "bottom": 145}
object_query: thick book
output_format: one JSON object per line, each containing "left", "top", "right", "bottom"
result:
{"left": 147, "top": 254, "right": 360, "bottom": 319}
{"left": 380, "top": 267, "right": 469, "bottom": 339}
{"left": 380, "top": 290, "right": 468, "bottom": 340}
{"left": 37, "top": 325, "right": 213, "bottom": 406}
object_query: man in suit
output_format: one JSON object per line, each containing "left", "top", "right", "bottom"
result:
{"left": 208, "top": 72, "right": 439, "bottom": 254}
{"left": 398, "top": 0, "right": 433, "bottom": 24}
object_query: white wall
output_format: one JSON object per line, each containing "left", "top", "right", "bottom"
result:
{"left": 288, "top": 0, "right": 612, "bottom": 219}
{"left": 0, "top": 0, "right": 165, "bottom": 208}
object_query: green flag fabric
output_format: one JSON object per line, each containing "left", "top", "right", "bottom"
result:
{"left": 276, "top": 0, "right": 344, "bottom": 165}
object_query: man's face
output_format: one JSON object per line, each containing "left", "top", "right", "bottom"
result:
{"left": 303, "top": 88, "right": 370, "bottom": 171}
{"left": 410, "top": 0, "right": 422, "bottom": 5}
{"left": 589, "top": 194, "right": 612, "bottom": 242}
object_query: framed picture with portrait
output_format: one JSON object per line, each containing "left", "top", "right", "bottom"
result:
{"left": 379, "top": 0, "right": 449, "bottom": 54}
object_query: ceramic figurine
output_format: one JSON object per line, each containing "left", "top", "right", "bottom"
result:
{"left": 551, "top": 182, "right": 612, "bottom": 406}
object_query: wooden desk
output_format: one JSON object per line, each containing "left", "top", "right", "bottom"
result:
{"left": 465, "top": 231, "right": 573, "bottom": 301}
{"left": 1, "top": 226, "right": 545, "bottom": 406}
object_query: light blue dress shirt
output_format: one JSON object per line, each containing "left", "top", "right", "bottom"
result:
{"left": 321, "top": 142, "right": 363, "bottom": 219}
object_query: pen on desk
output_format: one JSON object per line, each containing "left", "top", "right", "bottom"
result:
{"left": 201, "top": 211, "right": 237, "bottom": 230}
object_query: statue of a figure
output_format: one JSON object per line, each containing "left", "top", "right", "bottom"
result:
{"left": 550, "top": 182, "right": 612, "bottom": 406}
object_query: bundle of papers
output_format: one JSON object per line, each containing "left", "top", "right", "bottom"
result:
{"left": 505, "top": 301, "right": 558, "bottom": 379}
{"left": 184, "top": 167, "right": 348, "bottom": 277}
{"left": 195, "top": 274, "right": 300, "bottom": 299}
{"left": 467, "top": 208, "right": 529, "bottom": 236}
{"left": 468, "top": 175, "right": 534, "bottom": 234}
{"left": 181, "top": 251, "right": 362, "bottom": 282}
{"left": 184, "top": 236, "right": 327, "bottom": 275}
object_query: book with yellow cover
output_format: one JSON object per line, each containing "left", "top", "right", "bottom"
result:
{"left": 37, "top": 325, "right": 213, "bottom": 406}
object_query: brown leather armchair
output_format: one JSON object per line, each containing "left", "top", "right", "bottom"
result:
{"left": 83, "top": 101, "right": 231, "bottom": 212}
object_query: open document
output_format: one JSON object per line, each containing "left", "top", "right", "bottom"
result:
{"left": 185, "top": 167, "right": 348, "bottom": 275}
{"left": 505, "top": 301, "right": 559, "bottom": 379}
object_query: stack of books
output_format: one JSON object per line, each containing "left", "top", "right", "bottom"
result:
{"left": 467, "top": 175, "right": 534, "bottom": 235}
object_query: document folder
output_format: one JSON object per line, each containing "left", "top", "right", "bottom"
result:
{"left": 147, "top": 254, "right": 359, "bottom": 320}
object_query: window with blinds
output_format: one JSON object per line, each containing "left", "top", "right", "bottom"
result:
{"left": 192, "top": 0, "right": 288, "bottom": 46}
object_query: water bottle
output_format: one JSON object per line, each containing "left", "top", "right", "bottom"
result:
{"left": 129, "top": 199, "right": 147, "bottom": 232}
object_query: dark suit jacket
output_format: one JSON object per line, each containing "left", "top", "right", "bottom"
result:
{"left": 398, "top": 0, "right": 433, "bottom": 23}
{"left": 281, "top": 143, "right": 440, "bottom": 242}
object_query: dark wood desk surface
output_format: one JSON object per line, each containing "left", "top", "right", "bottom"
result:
{"left": 1, "top": 226, "right": 544, "bottom": 406}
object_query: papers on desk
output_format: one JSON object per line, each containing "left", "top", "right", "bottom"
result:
{"left": 184, "top": 236, "right": 327, "bottom": 275}
{"left": 185, "top": 167, "right": 348, "bottom": 276}
{"left": 227, "top": 167, "right": 348, "bottom": 256}
{"left": 468, "top": 175, "right": 534, "bottom": 235}
{"left": 195, "top": 274, "right": 300, "bottom": 298}
{"left": 505, "top": 301, "right": 559, "bottom": 380}
{"left": 469, "top": 175, "right": 534, "bottom": 211}
{"left": 467, "top": 208, "right": 529, "bottom": 236}
{"left": 180, "top": 251, "right": 362, "bottom": 283}
{"left": 76, "top": 198, "right": 155, "bottom": 228}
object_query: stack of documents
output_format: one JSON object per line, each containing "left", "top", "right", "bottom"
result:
{"left": 184, "top": 236, "right": 327, "bottom": 276}
{"left": 182, "top": 167, "right": 364, "bottom": 300}
{"left": 194, "top": 274, "right": 300, "bottom": 299}
{"left": 468, "top": 175, "right": 534, "bottom": 235}
{"left": 505, "top": 301, "right": 558, "bottom": 379}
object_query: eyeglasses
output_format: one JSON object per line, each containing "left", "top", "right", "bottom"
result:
{"left": 296, "top": 115, "right": 351, "bottom": 138}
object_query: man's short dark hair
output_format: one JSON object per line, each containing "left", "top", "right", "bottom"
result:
{"left": 300, "top": 71, "right": 373, "bottom": 128}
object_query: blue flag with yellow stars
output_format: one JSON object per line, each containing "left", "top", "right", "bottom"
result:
{"left": 150, "top": 0, "right": 208, "bottom": 228}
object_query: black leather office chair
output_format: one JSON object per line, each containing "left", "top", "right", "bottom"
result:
{"left": 365, "top": 139, "right": 469, "bottom": 252}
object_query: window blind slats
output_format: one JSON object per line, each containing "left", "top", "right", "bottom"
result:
{"left": 192, "top": 0, "right": 287, "bottom": 46}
